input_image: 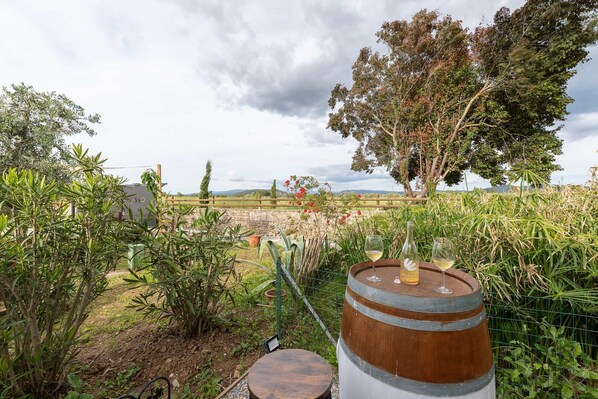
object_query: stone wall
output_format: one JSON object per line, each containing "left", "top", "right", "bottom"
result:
{"left": 216, "top": 208, "right": 319, "bottom": 236}
{"left": 195, "top": 208, "right": 383, "bottom": 237}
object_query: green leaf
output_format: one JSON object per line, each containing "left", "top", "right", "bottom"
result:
{"left": 250, "top": 279, "right": 275, "bottom": 294}
{"left": 573, "top": 342, "right": 582, "bottom": 357}
{"left": 561, "top": 384, "right": 574, "bottom": 399}
{"left": 67, "top": 374, "right": 83, "bottom": 392}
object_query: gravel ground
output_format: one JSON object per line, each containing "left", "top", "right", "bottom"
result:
{"left": 220, "top": 376, "right": 340, "bottom": 399}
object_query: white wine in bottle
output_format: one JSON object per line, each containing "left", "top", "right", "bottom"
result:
{"left": 399, "top": 221, "right": 419, "bottom": 285}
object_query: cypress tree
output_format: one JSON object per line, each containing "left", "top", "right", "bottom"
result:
{"left": 270, "top": 179, "right": 277, "bottom": 206}
{"left": 199, "top": 160, "right": 212, "bottom": 206}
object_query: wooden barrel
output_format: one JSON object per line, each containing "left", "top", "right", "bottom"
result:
{"left": 338, "top": 259, "right": 495, "bottom": 398}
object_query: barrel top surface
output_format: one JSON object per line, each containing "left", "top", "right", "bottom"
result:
{"left": 351, "top": 259, "right": 479, "bottom": 299}
{"left": 248, "top": 349, "right": 332, "bottom": 399}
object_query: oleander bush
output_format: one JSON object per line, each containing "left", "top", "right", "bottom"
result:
{"left": 0, "top": 146, "right": 128, "bottom": 398}
{"left": 127, "top": 174, "right": 249, "bottom": 337}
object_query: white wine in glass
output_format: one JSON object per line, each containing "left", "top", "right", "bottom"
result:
{"left": 432, "top": 238, "right": 455, "bottom": 294}
{"left": 365, "top": 250, "right": 383, "bottom": 262}
{"left": 365, "top": 235, "right": 383, "bottom": 282}
{"left": 432, "top": 258, "right": 454, "bottom": 271}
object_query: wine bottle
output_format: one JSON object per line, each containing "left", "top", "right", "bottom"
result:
{"left": 399, "top": 221, "right": 419, "bottom": 285}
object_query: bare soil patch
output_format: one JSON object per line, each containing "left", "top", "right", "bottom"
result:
{"left": 74, "top": 248, "right": 274, "bottom": 398}
{"left": 76, "top": 310, "right": 265, "bottom": 398}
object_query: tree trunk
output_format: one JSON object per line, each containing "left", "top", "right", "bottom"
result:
{"left": 404, "top": 182, "right": 415, "bottom": 197}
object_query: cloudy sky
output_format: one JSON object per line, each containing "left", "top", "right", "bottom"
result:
{"left": 1, "top": 0, "right": 596, "bottom": 193}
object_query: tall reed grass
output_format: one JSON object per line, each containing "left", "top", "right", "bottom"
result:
{"left": 331, "top": 186, "right": 597, "bottom": 354}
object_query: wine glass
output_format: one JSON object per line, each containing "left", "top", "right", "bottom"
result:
{"left": 365, "top": 235, "right": 383, "bottom": 282}
{"left": 431, "top": 238, "right": 455, "bottom": 294}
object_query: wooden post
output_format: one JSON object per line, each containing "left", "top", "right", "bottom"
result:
{"left": 258, "top": 194, "right": 262, "bottom": 209}
{"left": 276, "top": 258, "right": 282, "bottom": 339}
{"left": 156, "top": 163, "right": 162, "bottom": 229}
{"left": 376, "top": 193, "right": 380, "bottom": 209}
{"left": 156, "top": 164, "right": 162, "bottom": 195}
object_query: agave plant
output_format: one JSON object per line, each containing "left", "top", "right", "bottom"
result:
{"left": 258, "top": 227, "right": 304, "bottom": 277}
{"left": 234, "top": 227, "right": 305, "bottom": 295}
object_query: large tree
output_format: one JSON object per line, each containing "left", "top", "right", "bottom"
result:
{"left": 329, "top": 10, "right": 497, "bottom": 197}
{"left": 0, "top": 83, "right": 100, "bottom": 182}
{"left": 471, "top": 0, "right": 598, "bottom": 185}
{"left": 328, "top": 1, "right": 598, "bottom": 197}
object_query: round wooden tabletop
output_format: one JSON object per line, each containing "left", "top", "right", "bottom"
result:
{"left": 351, "top": 259, "right": 480, "bottom": 298}
{"left": 248, "top": 349, "right": 333, "bottom": 399}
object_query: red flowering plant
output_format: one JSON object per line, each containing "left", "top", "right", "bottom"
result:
{"left": 281, "top": 175, "right": 362, "bottom": 284}
{"left": 284, "top": 175, "right": 362, "bottom": 234}
{"left": 284, "top": 175, "right": 361, "bottom": 284}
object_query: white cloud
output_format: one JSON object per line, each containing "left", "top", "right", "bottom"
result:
{"left": 228, "top": 170, "right": 245, "bottom": 182}
{"left": 0, "top": 0, "right": 595, "bottom": 194}
{"left": 561, "top": 112, "right": 598, "bottom": 141}
{"left": 554, "top": 136, "right": 598, "bottom": 185}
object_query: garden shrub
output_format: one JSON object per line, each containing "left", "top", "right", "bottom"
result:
{"left": 282, "top": 175, "right": 360, "bottom": 286}
{"left": 0, "top": 146, "right": 128, "bottom": 398}
{"left": 128, "top": 192, "right": 248, "bottom": 337}
{"left": 497, "top": 323, "right": 598, "bottom": 398}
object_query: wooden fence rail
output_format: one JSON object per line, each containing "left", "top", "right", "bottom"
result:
{"left": 162, "top": 195, "right": 426, "bottom": 209}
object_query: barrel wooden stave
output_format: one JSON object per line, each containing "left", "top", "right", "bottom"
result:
{"left": 341, "top": 302, "right": 492, "bottom": 383}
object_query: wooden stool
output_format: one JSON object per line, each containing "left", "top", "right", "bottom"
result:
{"left": 248, "top": 349, "right": 332, "bottom": 399}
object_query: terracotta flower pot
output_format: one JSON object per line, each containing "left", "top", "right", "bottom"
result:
{"left": 248, "top": 234, "right": 262, "bottom": 247}
{"left": 265, "top": 289, "right": 287, "bottom": 301}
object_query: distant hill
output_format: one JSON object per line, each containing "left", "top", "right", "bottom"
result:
{"left": 337, "top": 189, "right": 403, "bottom": 195}
{"left": 180, "top": 189, "right": 267, "bottom": 196}
{"left": 211, "top": 189, "right": 245, "bottom": 196}
{"left": 164, "top": 184, "right": 567, "bottom": 198}
{"left": 232, "top": 189, "right": 274, "bottom": 197}
{"left": 482, "top": 184, "right": 511, "bottom": 193}
{"left": 181, "top": 188, "right": 404, "bottom": 196}
{"left": 215, "top": 189, "right": 286, "bottom": 197}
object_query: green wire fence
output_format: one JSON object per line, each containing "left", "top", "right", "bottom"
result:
{"left": 273, "top": 267, "right": 598, "bottom": 362}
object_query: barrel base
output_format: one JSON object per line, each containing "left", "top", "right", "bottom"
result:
{"left": 337, "top": 340, "right": 495, "bottom": 399}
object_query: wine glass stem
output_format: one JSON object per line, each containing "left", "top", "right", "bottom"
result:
{"left": 372, "top": 262, "right": 376, "bottom": 273}
{"left": 441, "top": 270, "right": 446, "bottom": 288}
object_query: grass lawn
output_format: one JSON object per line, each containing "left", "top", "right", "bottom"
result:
{"left": 73, "top": 246, "right": 278, "bottom": 399}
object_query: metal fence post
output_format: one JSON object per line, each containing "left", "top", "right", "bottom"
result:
{"left": 276, "top": 258, "right": 282, "bottom": 339}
